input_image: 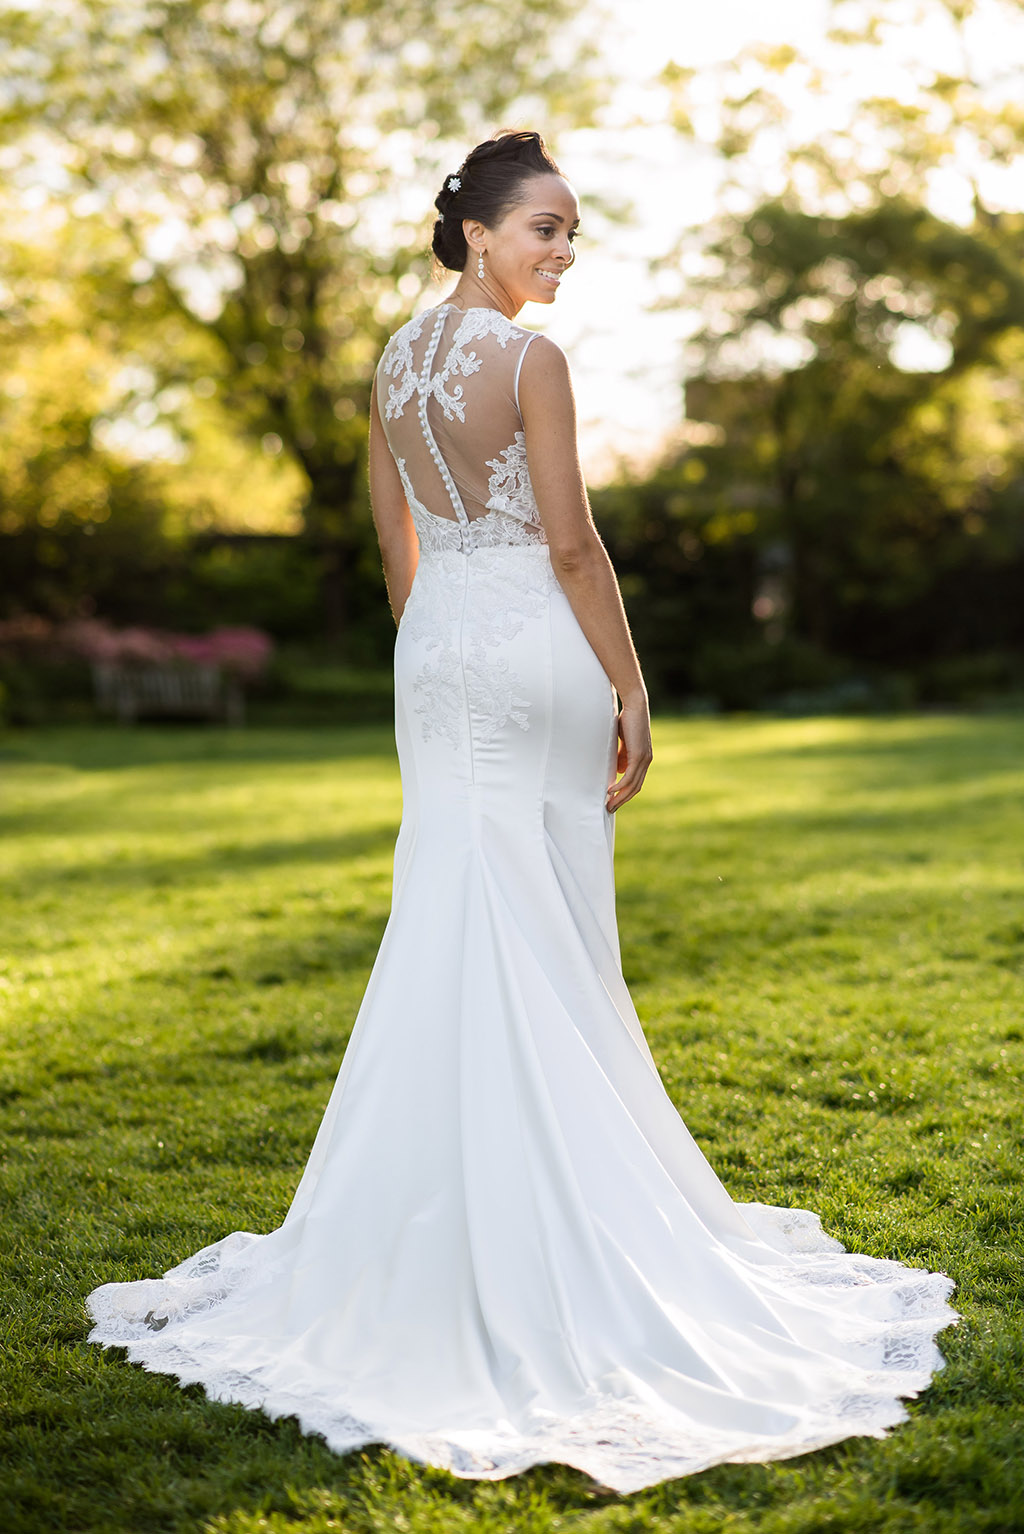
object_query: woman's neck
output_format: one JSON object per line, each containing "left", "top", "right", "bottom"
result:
{"left": 445, "top": 272, "right": 521, "bottom": 320}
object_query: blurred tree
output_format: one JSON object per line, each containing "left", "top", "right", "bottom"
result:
{"left": 0, "top": 208, "right": 314, "bottom": 626}
{"left": 663, "top": 0, "right": 1024, "bottom": 224}
{"left": 0, "top": 0, "right": 601, "bottom": 641}
{"left": 0, "top": 212, "right": 306, "bottom": 536}
{"left": 648, "top": 0, "right": 1024, "bottom": 687}
{"left": 674, "top": 199, "right": 1024, "bottom": 651}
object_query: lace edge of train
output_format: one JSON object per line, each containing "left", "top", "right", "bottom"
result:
{"left": 84, "top": 1281, "right": 961, "bottom": 1496}
{"left": 83, "top": 1201, "right": 961, "bottom": 1495}
{"left": 83, "top": 1303, "right": 959, "bottom": 1497}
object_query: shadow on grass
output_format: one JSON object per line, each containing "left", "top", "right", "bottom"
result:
{"left": 0, "top": 721, "right": 398, "bottom": 774}
{"left": 7, "top": 824, "right": 401, "bottom": 896}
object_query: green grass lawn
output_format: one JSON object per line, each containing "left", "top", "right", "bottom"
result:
{"left": 1, "top": 713, "right": 1022, "bottom": 1534}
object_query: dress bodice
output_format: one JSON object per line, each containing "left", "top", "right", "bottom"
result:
{"left": 375, "top": 303, "right": 545, "bottom": 555}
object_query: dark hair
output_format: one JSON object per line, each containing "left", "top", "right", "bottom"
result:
{"left": 432, "top": 130, "right": 564, "bottom": 272}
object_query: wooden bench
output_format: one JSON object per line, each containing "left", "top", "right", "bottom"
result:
{"left": 91, "top": 662, "right": 245, "bottom": 725}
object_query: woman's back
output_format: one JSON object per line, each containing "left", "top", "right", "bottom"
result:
{"left": 375, "top": 301, "right": 592, "bottom": 752}
{"left": 376, "top": 302, "right": 545, "bottom": 551}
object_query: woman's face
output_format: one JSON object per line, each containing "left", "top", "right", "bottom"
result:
{"left": 467, "top": 173, "right": 580, "bottom": 308}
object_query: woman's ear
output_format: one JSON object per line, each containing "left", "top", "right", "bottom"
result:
{"left": 462, "top": 218, "right": 486, "bottom": 254}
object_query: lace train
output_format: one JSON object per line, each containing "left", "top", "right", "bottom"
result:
{"left": 86, "top": 1205, "right": 957, "bottom": 1494}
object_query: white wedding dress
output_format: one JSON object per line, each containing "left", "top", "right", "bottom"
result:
{"left": 86, "top": 302, "right": 959, "bottom": 1494}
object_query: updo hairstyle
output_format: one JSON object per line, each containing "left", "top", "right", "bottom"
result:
{"left": 432, "top": 130, "right": 564, "bottom": 273}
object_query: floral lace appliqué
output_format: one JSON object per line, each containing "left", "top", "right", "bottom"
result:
{"left": 401, "top": 548, "right": 560, "bottom": 749}
{"left": 485, "top": 432, "right": 540, "bottom": 526}
{"left": 381, "top": 306, "right": 529, "bottom": 425}
{"left": 380, "top": 312, "right": 428, "bottom": 422}
{"left": 426, "top": 309, "right": 529, "bottom": 423}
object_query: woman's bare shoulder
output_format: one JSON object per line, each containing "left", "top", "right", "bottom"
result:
{"left": 520, "top": 333, "right": 572, "bottom": 393}
{"left": 524, "top": 331, "right": 567, "bottom": 363}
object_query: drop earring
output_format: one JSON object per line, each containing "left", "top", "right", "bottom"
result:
{"left": 477, "top": 249, "right": 485, "bottom": 280}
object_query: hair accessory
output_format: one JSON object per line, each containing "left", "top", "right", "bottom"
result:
{"left": 437, "top": 211, "right": 444, "bottom": 222}
{"left": 447, "top": 175, "right": 461, "bottom": 192}
{"left": 477, "top": 249, "right": 485, "bottom": 280}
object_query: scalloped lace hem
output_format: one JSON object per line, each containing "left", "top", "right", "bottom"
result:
{"left": 84, "top": 1202, "right": 960, "bottom": 1495}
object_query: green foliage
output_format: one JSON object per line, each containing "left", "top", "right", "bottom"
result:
{"left": 1, "top": 713, "right": 1022, "bottom": 1532}
{"left": 609, "top": 200, "right": 1024, "bottom": 700}
{"left": 0, "top": 0, "right": 602, "bottom": 639}
{"left": 0, "top": 529, "right": 334, "bottom": 636}
{"left": 592, "top": 474, "right": 759, "bottom": 705}
{"left": 638, "top": 0, "right": 1024, "bottom": 704}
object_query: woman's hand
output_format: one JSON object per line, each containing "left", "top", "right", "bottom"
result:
{"left": 606, "top": 696, "right": 653, "bottom": 813}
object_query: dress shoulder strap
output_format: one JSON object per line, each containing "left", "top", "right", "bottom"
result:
{"left": 513, "top": 332, "right": 539, "bottom": 416}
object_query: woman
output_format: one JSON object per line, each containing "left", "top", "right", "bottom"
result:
{"left": 86, "top": 131, "right": 959, "bottom": 1495}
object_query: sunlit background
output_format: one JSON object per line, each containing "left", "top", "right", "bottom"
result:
{"left": 553, "top": 0, "right": 1024, "bottom": 476}
{"left": 530, "top": 0, "right": 837, "bottom": 477}
{"left": 2, "top": 0, "right": 1023, "bottom": 719}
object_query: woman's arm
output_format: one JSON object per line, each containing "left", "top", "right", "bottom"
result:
{"left": 518, "top": 337, "right": 652, "bottom": 812}
{"left": 368, "top": 372, "right": 419, "bottom": 626}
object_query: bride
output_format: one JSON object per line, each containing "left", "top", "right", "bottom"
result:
{"left": 86, "top": 129, "right": 959, "bottom": 1495}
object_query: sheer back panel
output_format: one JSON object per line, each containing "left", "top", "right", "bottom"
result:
{"left": 376, "top": 305, "right": 539, "bottom": 537}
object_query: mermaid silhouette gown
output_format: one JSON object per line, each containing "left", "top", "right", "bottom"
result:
{"left": 85, "top": 302, "right": 959, "bottom": 1493}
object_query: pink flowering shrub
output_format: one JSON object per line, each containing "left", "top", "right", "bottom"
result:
{"left": 59, "top": 620, "right": 175, "bottom": 665}
{"left": 0, "top": 617, "right": 274, "bottom": 679}
{"left": 163, "top": 627, "right": 273, "bottom": 679}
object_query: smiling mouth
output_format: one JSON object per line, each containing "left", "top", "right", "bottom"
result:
{"left": 537, "top": 270, "right": 562, "bottom": 285}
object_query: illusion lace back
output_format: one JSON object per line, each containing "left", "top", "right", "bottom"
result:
{"left": 85, "top": 303, "right": 960, "bottom": 1494}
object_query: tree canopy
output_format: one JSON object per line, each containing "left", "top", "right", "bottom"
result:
{"left": 0, "top": 0, "right": 600, "bottom": 632}
{"left": 602, "top": 0, "right": 1024, "bottom": 702}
